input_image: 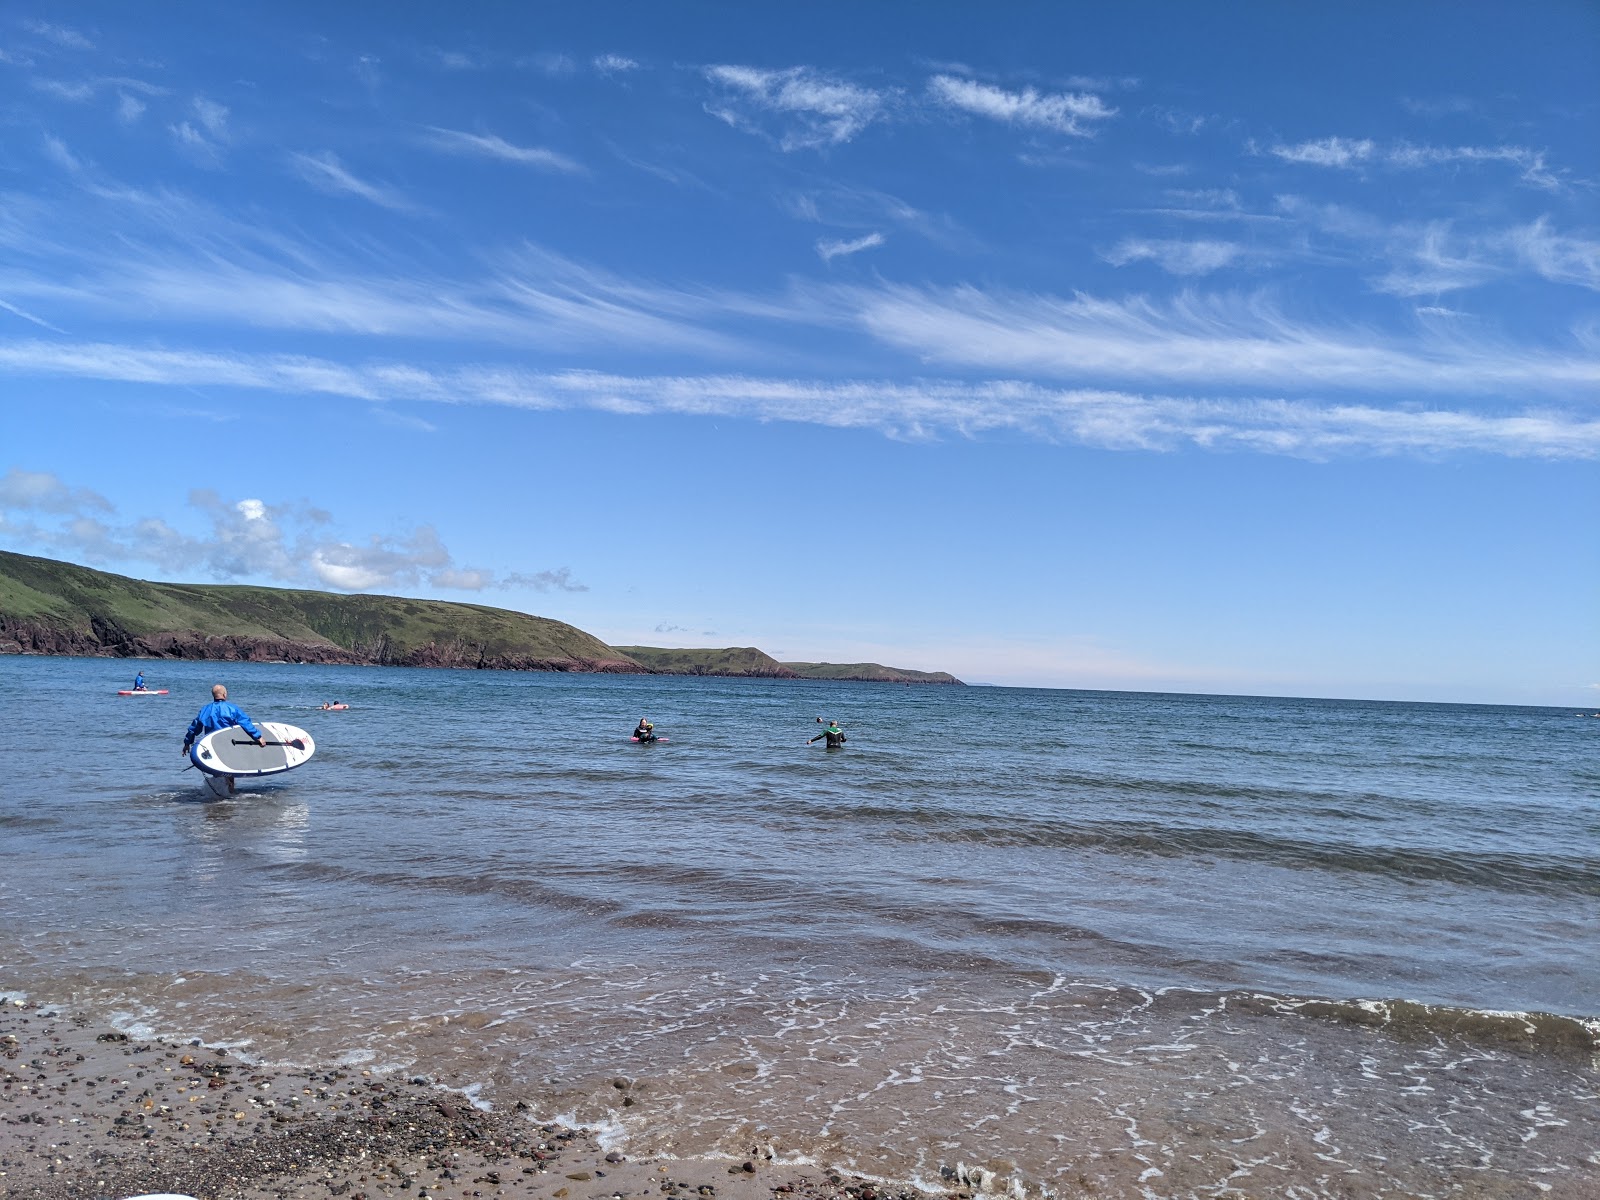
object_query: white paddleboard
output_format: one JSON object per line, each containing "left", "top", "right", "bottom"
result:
{"left": 190, "top": 721, "right": 315, "bottom": 781}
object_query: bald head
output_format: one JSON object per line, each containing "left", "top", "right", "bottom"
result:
{"left": 211, "top": 684, "right": 228, "bottom": 700}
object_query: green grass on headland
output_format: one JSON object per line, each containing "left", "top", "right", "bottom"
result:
{"left": 0, "top": 550, "right": 965, "bottom": 681}
{"left": 0, "top": 549, "right": 634, "bottom": 669}
{"left": 612, "top": 646, "right": 793, "bottom": 677}
{"left": 618, "top": 646, "right": 965, "bottom": 684}
{"left": 782, "top": 661, "right": 964, "bottom": 685}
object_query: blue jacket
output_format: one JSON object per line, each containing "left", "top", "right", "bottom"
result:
{"left": 133, "top": 673, "right": 145, "bottom": 689}
{"left": 184, "top": 701, "right": 263, "bottom": 748}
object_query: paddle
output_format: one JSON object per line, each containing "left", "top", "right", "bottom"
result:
{"left": 231, "top": 737, "right": 306, "bottom": 749}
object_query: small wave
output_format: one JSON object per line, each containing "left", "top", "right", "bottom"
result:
{"left": 1225, "top": 991, "right": 1600, "bottom": 1055}
{"left": 900, "top": 818, "right": 1600, "bottom": 898}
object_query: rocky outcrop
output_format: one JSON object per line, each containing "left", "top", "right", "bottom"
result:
{"left": 0, "top": 617, "right": 643, "bottom": 674}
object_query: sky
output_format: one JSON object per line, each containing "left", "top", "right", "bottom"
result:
{"left": 0, "top": 1, "right": 1596, "bottom": 705}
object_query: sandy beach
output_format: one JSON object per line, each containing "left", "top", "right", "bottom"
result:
{"left": 1, "top": 1000, "right": 937, "bottom": 1200}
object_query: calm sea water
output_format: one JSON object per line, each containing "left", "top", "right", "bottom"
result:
{"left": 3, "top": 655, "right": 1597, "bottom": 1197}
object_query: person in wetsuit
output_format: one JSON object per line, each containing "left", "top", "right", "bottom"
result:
{"left": 808, "top": 719, "right": 847, "bottom": 748}
{"left": 633, "top": 718, "right": 657, "bottom": 743}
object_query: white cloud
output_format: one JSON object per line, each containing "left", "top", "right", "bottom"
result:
{"left": 1504, "top": 218, "right": 1600, "bottom": 289}
{"left": 116, "top": 92, "right": 146, "bottom": 123}
{"left": 0, "top": 467, "right": 112, "bottom": 513}
{"left": 837, "top": 284, "right": 1600, "bottom": 397}
{"left": 1271, "top": 137, "right": 1562, "bottom": 189}
{"left": 32, "top": 78, "right": 96, "bottom": 101}
{"left": 704, "top": 64, "right": 889, "bottom": 150}
{"left": 41, "top": 133, "right": 82, "bottom": 172}
{"left": 169, "top": 97, "right": 232, "bottom": 164}
{"left": 0, "top": 298, "right": 64, "bottom": 332}
{"left": 0, "top": 470, "right": 581, "bottom": 593}
{"left": 1, "top": 339, "right": 1595, "bottom": 461}
{"left": 424, "top": 127, "right": 584, "bottom": 173}
{"left": 23, "top": 21, "right": 94, "bottom": 50}
{"left": 593, "top": 54, "right": 638, "bottom": 73}
{"left": 192, "top": 96, "right": 229, "bottom": 140}
{"left": 1103, "top": 238, "right": 1245, "bottom": 275}
{"left": 1271, "top": 137, "right": 1375, "bottom": 167}
{"left": 817, "top": 232, "right": 885, "bottom": 262}
{"left": 928, "top": 74, "right": 1115, "bottom": 135}
{"left": 288, "top": 151, "right": 415, "bottom": 212}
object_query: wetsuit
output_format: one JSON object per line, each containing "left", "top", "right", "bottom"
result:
{"left": 633, "top": 724, "right": 657, "bottom": 743}
{"left": 809, "top": 725, "right": 847, "bottom": 748}
{"left": 183, "top": 701, "right": 264, "bottom": 753}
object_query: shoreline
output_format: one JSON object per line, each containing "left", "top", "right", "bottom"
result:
{"left": 1, "top": 999, "right": 943, "bottom": 1200}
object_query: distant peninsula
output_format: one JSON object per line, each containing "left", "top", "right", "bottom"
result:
{"left": 616, "top": 646, "right": 963, "bottom": 685}
{"left": 0, "top": 551, "right": 963, "bottom": 684}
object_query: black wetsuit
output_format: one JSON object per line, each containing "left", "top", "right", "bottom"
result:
{"left": 809, "top": 726, "right": 846, "bottom": 748}
{"left": 633, "top": 725, "right": 657, "bottom": 742}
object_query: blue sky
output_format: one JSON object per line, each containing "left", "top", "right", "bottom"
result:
{"left": 1, "top": 1, "right": 1595, "bottom": 704}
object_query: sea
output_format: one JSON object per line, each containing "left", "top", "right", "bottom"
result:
{"left": 2, "top": 654, "right": 1597, "bottom": 1198}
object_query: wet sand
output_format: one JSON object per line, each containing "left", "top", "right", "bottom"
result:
{"left": 1, "top": 1001, "right": 940, "bottom": 1200}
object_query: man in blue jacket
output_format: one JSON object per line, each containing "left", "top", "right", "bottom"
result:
{"left": 183, "top": 684, "right": 265, "bottom": 795}
{"left": 183, "top": 684, "right": 265, "bottom": 756}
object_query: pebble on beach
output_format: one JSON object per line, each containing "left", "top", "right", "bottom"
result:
{"left": 0, "top": 1001, "right": 935, "bottom": 1200}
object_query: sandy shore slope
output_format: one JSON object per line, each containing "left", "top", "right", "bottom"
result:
{"left": 1, "top": 1002, "right": 946, "bottom": 1200}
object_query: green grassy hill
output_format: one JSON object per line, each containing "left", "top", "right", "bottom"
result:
{"left": 783, "top": 661, "right": 964, "bottom": 685}
{"left": 612, "top": 646, "right": 795, "bottom": 677}
{"left": 0, "top": 550, "right": 640, "bottom": 671}
{"left": 617, "top": 646, "right": 964, "bottom": 684}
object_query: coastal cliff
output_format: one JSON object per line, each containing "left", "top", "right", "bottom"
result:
{"left": 618, "top": 646, "right": 964, "bottom": 685}
{"left": 0, "top": 550, "right": 642, "bottom": 673}
{"left": 0, "top": 550, "right": 965, "bottom": 682}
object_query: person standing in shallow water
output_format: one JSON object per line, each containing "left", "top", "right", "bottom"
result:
{"left": 809, "top": 719, "right": 847, "bottom": 748}
{"left": 633, "top": 718, "right": 657, "bottom": 743}
{"left": 183, "top": 684, "right": 265, "bottom": 795}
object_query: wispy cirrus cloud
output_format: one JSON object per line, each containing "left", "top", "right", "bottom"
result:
{"left": 817, "top": 232, "right": 885, "bottom": 262}
{"left": 0, "top": 468, "right": 583, "bottom": 593}
{"left": 0, "top": 195, "right": 746, "bottom": 355}
{"left": 837, "top": 283, "right": 1600, "bottom": 395}
{"left": 704, "top": 64, "right": 890, "bottom": 150}
{"left": 593, "top": 53, "right": 638, "bottom": 73}
{"left": 288, "top": 151, "right": 415, "bottom": 211}
{"left": 41, "top": 133, "right": 83, "bottom": 172}
{"left": 31, "top": 78, "right": 96, "bottom": 101}
{"left": 928, "top": 74, "right": 1115, "bottom": 135}
{"left": 1269, "top": 136, "right": 1562, "bottom": 189}
{"left": 424, "top": 127, "right": 584, "bottom": 173}
{"left": 22, "top": 20, "right": 94, "bottom": 51}
{"left": 1, "top": 339, "right": 1595, "bottom": 461}
{"left": 1102, "top": 238, "right": 1248, "bottom": 276}
{"left": 1277, "top": 197, "right": 1600, "bottom": 297}
{"left": 170, "top": 95, "right": 231, "bottom": 163}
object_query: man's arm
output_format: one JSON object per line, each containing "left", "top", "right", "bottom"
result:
{"left": 234, "top": 707, "right": 265, "bottom": 742}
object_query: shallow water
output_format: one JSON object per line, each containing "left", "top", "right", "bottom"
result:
{"left": 3, "top": 656, "right": 1597, "bottom": 1196}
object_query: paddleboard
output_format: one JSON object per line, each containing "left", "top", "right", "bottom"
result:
{"left": 630, "top": 736, "right": 669, "bottom": 743}
{"left": 190, "top": 721, "right": 315, "bottom": 780}
{"left": 118, "top": 689, "right": 169, "bottom": 696}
